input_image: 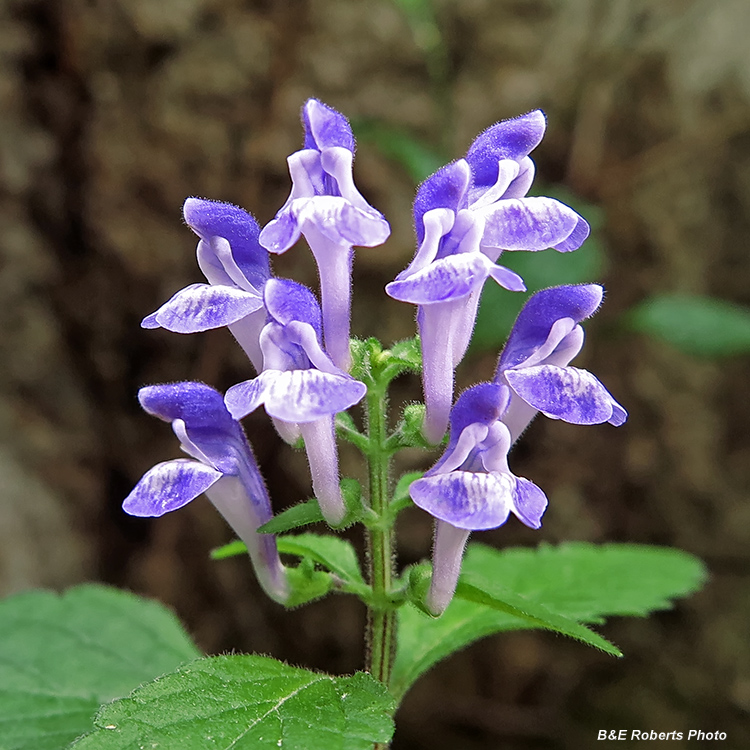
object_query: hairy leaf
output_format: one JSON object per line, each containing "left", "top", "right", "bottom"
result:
{"left": 71, "top": 655, "right": 394, "bottom": 750}
{"left": 0, "top": 585, "right": 200, "bottom": 750}
{"left": 392, "top": 542, "right": 706, "bottom": 699}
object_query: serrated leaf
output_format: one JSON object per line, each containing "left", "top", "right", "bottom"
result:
{"left": 71, "top": 655, "right": 395, "bottom": 750}
{"left": 626, "top": 294, "right": 750, "bottom": 357}
{"left": 392, "top": 542, "right": 706, "bottom": 699}
{"left": 277, "top": 533, "right": 366, "bottom": 590}
{"left": 465, "top": 542, "right": 707, "bottom": 622}
{"left": 0, "top": 585, "right": 200, "bottom": 750}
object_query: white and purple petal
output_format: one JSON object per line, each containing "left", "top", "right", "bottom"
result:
{"left": 505, "top": 364, "right": 628, "bottom": 425}
{"left": 294, "top": 196, "right": 391, "bottom": 248}
{"left": 500, "top": 156, "right": 536, "bottom": 200}
{"left": 225, "top": 370, "right": 366, "bottom": 423}
{"left": 386, "top": 253, "right": 523, "bottom": 305}
{"left": 123, "top": 459, "right": 222, "bottom": 517}
{"left": 259, "top": 209, "right": 302, "bottom": 254}
{"left": 410, "top": 471, "right": 516, "bottom": 530}
{"left": 511, "top": 477, "right": 548, "bottom": 529}
{"left": 264, "top": 278, "right": 323, "bottom": 334}
{"left": 497, "top": 284, "right": 604, "bottom": 372}
{"left": 138, "top": 382, "right": 236, "bottom": 432}
{"left": 141, "top": 283, "right": 263, "bottom": 333}
{"left": 480, "top": 197, "right": 583, "bottom": 252}
{"left": 467, "top": 159, "right": 520, "bottom": 209}
{"left": 552, "top": 215, "right": 590, "bottom": 252}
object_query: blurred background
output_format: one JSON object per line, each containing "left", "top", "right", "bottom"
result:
{"left": 2, "top": 0, "right": 750, "bottom": 747}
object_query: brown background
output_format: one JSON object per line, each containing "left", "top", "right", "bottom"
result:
{"left": 2, "top": 0, "right": 750, "bottom": 748}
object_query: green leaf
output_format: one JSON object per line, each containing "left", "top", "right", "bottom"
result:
{"left": 392, "top": 542, "right": 706, "bottom": 699}
{"left": 0, "top": 585, "right": 200, "bottom": 750}
{"left": 210, "top": 539, "right": 248, "bottom": 560}
{"left": 387, "top": 336, "right": 422, "bottom": 372}
{"left": 626, "top": 294, "right": 750, "bottom": 357}
{"left": 454, "top": 581, "right": 621, "bottom": 655}
{"left": 388, "top": 471, "right": 422, "bottom": 516}
{"left": 277, "top": 533, "right": 367, "bottom": 591}
{"left": 71, "top": 655, "right": 395, "bottom": 750}
{"left": 257, "top": 499, "right": 325, "bottom": 535}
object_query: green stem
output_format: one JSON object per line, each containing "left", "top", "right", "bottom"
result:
{"left": 365, "top": 381, "right": 397, "bottom": 694}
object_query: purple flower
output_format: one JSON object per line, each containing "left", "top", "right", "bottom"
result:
{"left": 386, "top": 111, "right": 590, "bottom": 443}
{"left": 495, "top": 284, "right": 627, "bottom": 442}
{"left": 409, "top": 382, "right": 547, "bottom": 614}
{"left": 259, "top": 99, "right": 391, "bottom": 370}
{"left": 410, "top": 284, "right": 627, "bottom": 614}
{"left": 123, "top": 382, "right": 289, "bottom": 604}
{"left": 142, "top": 198, "right": 271, "bottom": 373}
{"left": 224, "top": 278, "right": 367, "bottom": 525}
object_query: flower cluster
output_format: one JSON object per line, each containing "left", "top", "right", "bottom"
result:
{"left": 125, "top": 99, "right": 625, "bottom": 614}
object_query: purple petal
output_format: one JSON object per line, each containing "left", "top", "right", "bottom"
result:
{"left": 480, "top": 197, "right": 582, "bottom": 251}
{"left": 259, "top": 210, "right": 302, "bottom": 254}
{"left": 386, "top": 253, "right": 497, "bottom": 304}
{"left": 552, "top": 215, "right": 590, "bottom": 252}
{"left": 511, "top": 477, "right": 548, "bottom": 529}
{"left": 609, "top": 402, "right": 628, "bottom": 427}
{"left": 447, "top": 382, "right": 510, "bottom": 440}
{"left": 501, "top": 156, "right": 536, "bottom": 199}
{"left": 466, "top": 159, "right": 520, "bottom": 209}
{"left": 225, "top": 370, "right": 366, "bottom": 422}
{"left": 505, "top": 364, "right": 626, "bottom": 425}
{"left": 139, "top": 382, "right": 235, "bottom": 432}
{"left": 410, "top": 471, "right": 515, "bottom": 530}
{"left": 465, "top": 110, "right": 546, "bottom": 189}
{"left": 416, "top": 299, "right": 466, "bottom": 444}
{"left": 487, "top": 263, "right": 526, "bottom": 292}
{"left": 141, "top": 284, "right": 263, "bottom": 333}
{"left": 296, "top": 197, "right": 390, "bottom": 247}
{"left": 264, "top": 278, "right": 323, "bottom": 336}
{"left": 498, "top": 284, "right": 604, "bottom": 371}
{"left": 427, "top": 521, "right": 471, "bottom": 615}
{"left": 123, "top": 459, "right": 222, "bottom": 517}
{"left": 299, "top": 417, "right": 346, "bottom": 525}
{"left": 414, "top": 160, "right": 471, "bottom": 245}
{"left": 302, "top": 99, "right": 355, "bottom": 152}
{"left": 206, "top": 476, "right": 289, "bottom": 604}
{"left": 182, "top": 198, "right": 270, "bottom": 290}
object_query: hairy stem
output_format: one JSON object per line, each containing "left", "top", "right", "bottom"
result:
{"left": 365, "top": 379, "right": 396, "bottom": 699}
